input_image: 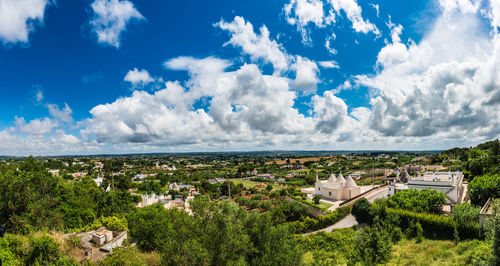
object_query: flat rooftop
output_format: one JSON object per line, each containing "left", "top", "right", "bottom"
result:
{"left": 409, "top": 171, "right": 462, "bottom": 186}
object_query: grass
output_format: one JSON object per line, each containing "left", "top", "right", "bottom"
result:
{"left": 302, "top": 198, "right": 333, "bottom": 209}
{"left": 386, "top": 239, "right": 493, "bottom": 266}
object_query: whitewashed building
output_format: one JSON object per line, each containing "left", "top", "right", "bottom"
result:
{"left": 315, "top": 173, "right": 361, "bottom": 201}
{"left": 407, "top": 171, "right": 464, "bottom": 203}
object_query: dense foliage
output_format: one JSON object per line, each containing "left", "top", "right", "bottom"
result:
{"left": 352, "top": 198, "right": 372, "bottom": 224}
{"left": 469, "top": 174, "right": 500, "bottom": 206}
{"left": 127, "top": 196, "right": 303, "bottom": 265}
{"left": 387, "top": 189, "right": 446, "bottom": 213}
{"left": 0, "top": 157, "right": 140, "bottom": 233}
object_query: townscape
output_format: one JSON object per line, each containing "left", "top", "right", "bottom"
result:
{"left": 1, "top": 139, "right": 500, "bottom": 264}
{"left": 2, "top": 0, "right": 500, "bottom": 265}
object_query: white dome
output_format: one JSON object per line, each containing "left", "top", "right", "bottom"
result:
{"left": 345, "top": 176, "right": 358, "bottom": 188}
{"left": 327, "top": 174, "right": 337, "bottom": 183}
{"left": 336, "top": 173, "right": 346, "bottom": 184}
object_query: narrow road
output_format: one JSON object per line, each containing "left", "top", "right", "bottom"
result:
{"left": 303, "top": 214, "right": 358, "bottom": 236}
{"left": 304, "top": 187, "right": 389, "bottom": 236}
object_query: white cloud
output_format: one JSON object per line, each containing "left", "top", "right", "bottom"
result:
{"left": 90, "top": 0, "right": 145, "bottom": 48}
{"left": 80, "top": 56, "right": 366, "bottom": 150}
{"left": 47, "top": 103, "right": 73, "bottom": 123}
{"left": 15, "top": 117, "right": 58, "bottom": 135}
{"left": 325, "top": 34, "right": 337, "bottom": 54}
{"left": 124, "top": 68, "right": 154, "bottom": 87}
{"left": 357, "top": 8, "right": 500, "bottom": 141}
{"left": 215, "top": 16, "right": 290, "bottom": 72}
{"left": 370, "top": 3, "right": 380, "bottom": 17}
{"left": 328, "top": 0, "right": 380, "bottom": 35}
{"left": 439, "top": 0, "right": 480, "bottom": 15}
{"left": 487, "top": 0, "right": 500, "bottom": 29}
{"left": 318, "top": 60, "right": 339, "bottom": 68}
{"left": 284, "top": 0, "right": 326, "bottom": 43}
{"left": 291, "top": 56, "right": 320, "bottom": 94}
{"left": 283, "top": 0, "right": 379, "bottom": 52}
{"left": 0, "top": 0, "right": 50, "bottom": 44}
{"left": 35, "top": 89, "right": 44, "bottom": 102}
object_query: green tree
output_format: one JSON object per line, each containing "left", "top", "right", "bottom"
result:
{"left": 469, "top": 174, "right": 500, "bottom": 206}
{"left": 352, "top": 198, "right": 372, "bottom": 224}
{"left": 312, "top": 195, "right": 321, "bottom": 204}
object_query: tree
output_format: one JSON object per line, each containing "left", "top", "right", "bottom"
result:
{"left": 352, "top": 198, "right": 372, "bottom": 224}
{"left": 452, "top": 203, "right": 480, "bottom": 226}
{"left": 354, "top": 218, "right": 392, "bottom": 264}
{"left": 312, "top": 195, "right": 321, "bottom": 204}
{"left": 468, "top": 174, "right": 500, "bottom": 206}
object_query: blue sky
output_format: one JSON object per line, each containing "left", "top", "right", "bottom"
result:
{"left": 0, "top": 0, "right": 499, "bottom": 155}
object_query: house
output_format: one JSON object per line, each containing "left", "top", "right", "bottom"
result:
{"left": 93, "top": 176, "right": 103, "bottom": 187}
{"left": 314, "top": 173, "right": 361, "bottom": 201}
{"left": 48, "top": 169, "right": 60, "bottom": 176}
{"left": 479, "top": 198, "right": 495, "bottom": 226}
{"left": 407, "top": 171, "right": 464, "bottom": 204}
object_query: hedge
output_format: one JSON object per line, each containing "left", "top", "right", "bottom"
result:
{"left": 387, "top": 208, "right": 479, "bottom": 240}
{"left": 289, "top": 206, "right": 351, "bottom": 234}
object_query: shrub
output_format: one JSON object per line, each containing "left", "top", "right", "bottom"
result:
{"left": 387, "top": 189, "right": 446, "bottom": 213}
{"left": 387, "top": 208, "right": 479, "bottom": 240}
{"left": 102, "top": 216, "right": 128, "bottom": 231}
{"left": 352, "top": 198, "right": 372, "bottom": 224}
{"left": 312, "top": 196, "right": 321, "bottom": 205}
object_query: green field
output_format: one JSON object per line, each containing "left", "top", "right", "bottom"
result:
{"left": 230, "top": 179, "right": 289, "bottom": 190}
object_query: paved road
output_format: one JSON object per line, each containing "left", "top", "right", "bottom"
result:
{"left": 304, "top": 188, "right": 389, "bottom": 236}
{"left": 365, "top": 188, "right": 389, "bottom": 202}
{"left": 303, "top": 214, "right": 358, "bottom": 235}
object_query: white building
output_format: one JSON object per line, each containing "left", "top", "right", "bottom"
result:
{"left": 315, "top": 173, "right": 361, "bottom": 201}
{"left": 407, "top": 171, "right": 464, "bottom": 203}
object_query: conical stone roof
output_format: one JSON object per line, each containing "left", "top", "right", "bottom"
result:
{"left": 345, "top": 175, "right": 358, "bottom": 188}
{"left": 336, "top": 173, "right": 346, "bottom": 184}
{"left": 328, "top": 173, "right": 337, "bottom": 183}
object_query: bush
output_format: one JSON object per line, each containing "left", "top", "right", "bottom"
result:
{"left": 387, "top": 189, "right": 446, "bottom": 213}
{"left": 352, "top": 198, "right": 372, "bottom": 224}
{"left": 312, "top": 196, "right": 321, "bottom": 205}
{"left": 102, "top": 216, "right": 128, "bottom": 231}
{"left": 387, "top": 208, "right": 479, "bottom": 240}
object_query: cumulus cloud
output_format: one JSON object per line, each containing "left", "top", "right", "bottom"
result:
{"left": 90, "top": 0, "right": 145, "bottom": 48}
{"left": 15, "top": 117, "right": 58, "bottom": 135}
{"left": 439, "top": 0, "right": 480, "bottom": 15}
{"left": 357, "top": 4, "right": 500, "bottom": 141}
{"left": 0, "top": 129, "right": 88, "bottom": 156}
{"left": 328, "top": 0, "right": 379, "bottom": 35}
{"left": 124, "top": 68, "right": 154, "bottom": 87}
{"left": 47, "top": 103, "right": 73, "bottom": 123}
{"left": 0, "top": 0, "right": 50, "bottom": 44}
{"left": 318, "top": 60, "right": 339, "bottom": 69}
{"left": 291, "top": 56, "right": 320, "bottom": 94}
{"left": 283, "top": 0, "right": 379, "bottom": 51}
{"left": 284, "top": 0, "right": 326, "bottom": 43}
{"left": 84, "top": 58, "right": 324, "bottom": 146}
{"left": 215, "top": 16, "right": 290, "bottom": 72}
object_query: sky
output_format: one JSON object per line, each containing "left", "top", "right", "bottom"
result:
{"left": 0, "top": 0, "right": 499, "bottom": 155}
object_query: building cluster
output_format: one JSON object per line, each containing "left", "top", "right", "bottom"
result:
{"left": 390, "top": 168, "right": 465, "bottom": 204}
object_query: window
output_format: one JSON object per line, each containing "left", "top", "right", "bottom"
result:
{"left": 329, "top": 192, "right": 331, "bottom": 196}
{"left": 318, "top": 187, "right": 320, "bottom": 190}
